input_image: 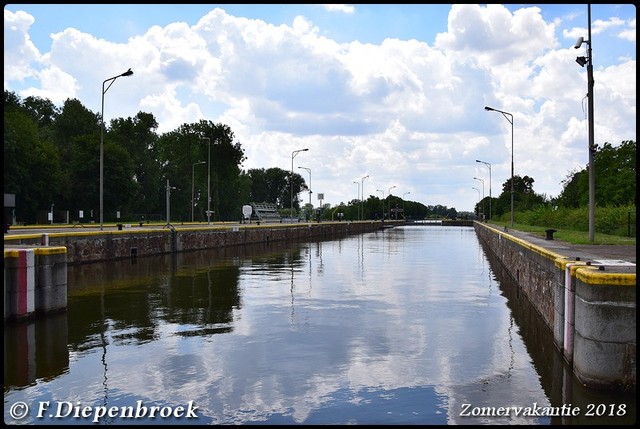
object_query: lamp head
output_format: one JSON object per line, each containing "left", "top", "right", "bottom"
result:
{"left": 576, "top": 56, "right": 587, "bottom": 67}
{"left": 121, "top": 68, "right": 133, "bottom": 77}
{"left": 484, "top": 106, "right": 494, "bottom": 111}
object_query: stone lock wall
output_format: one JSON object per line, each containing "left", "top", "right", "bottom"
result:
{"left": 5, "top": 221, "right": 388, "bottom": 264}
{"left": 474, "top": 222, "right": 636, "bottom": 392}
{"left": 474, "top": 223, "right": 562, "bottom": 329}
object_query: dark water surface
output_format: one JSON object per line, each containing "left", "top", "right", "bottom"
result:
{"left": 4, "top": 226, "right": 635, "bottom": 425}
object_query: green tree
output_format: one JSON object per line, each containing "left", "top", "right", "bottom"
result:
{"left": 557, "top": 168, "right": 584, "bottom": 208}
{"left": 247, "top": 167, "right": 307, "bottom": 213}
{"left": 593, "top": 140, "right": 636, "bottom": 206}
{"left": 4, "top": 95, "right": 63, "bottom": 223}
{"left": 557, "top": 140, "right": 636, "bottom": 208}
{"left": 492, "top": 174, "right": 545, "bottom": 218}
{"left": 52, "top": 98, "right": 101, "bottom": 216}
{"left": 155, "top": 120, "right": 246, "bottom": 221}
{"left": 22, "top": 95, "right": 59, "bottom": 127}
{"left": 110, "top": 112, "right": 161, "bottom": 217}
{"left": 50, "top": 98, "right": 139, "bottom": 221}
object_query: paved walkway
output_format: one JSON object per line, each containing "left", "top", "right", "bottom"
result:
{"left": 501, "top": 227, "right": 636, "bottom": 268}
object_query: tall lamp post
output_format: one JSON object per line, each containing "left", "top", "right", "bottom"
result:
{"left": 100, "top": 68, "right": 133, "bottom": 230}
{"left": 472, "top": 187, "right": 481, "bottom": 215}
{"left": 376, "top": 189, "right": 385, "bottom": 220}
{"left": 403, "top": 191, "right": 410, "bottom": 219}
{"left": 388, "top": 185, "right": 396, "bottom": 219}
{"left": 353, "top": 181, "right": 360, "bottom": 220}
{"left": 298, "top": 166, "right": 312, "bottom": 206}
{"left": 361, "top": 175, "right": 369, "bottom": 220}
{"left": 484, "top": 105, "right": 514, "bottom": 226}
{"left": 192, "top": 161, "right": 205, "bottom": 222}
{"left": 202, "top": 137, "right": 212, "bottom": 225}
{"left": 291, "top": 148, "right": 308, "bottom": 221}
{"left": 474, "top": 177, "right": 485, "bottom": 220}
{"left": 575, "top": 5, "right": 595, "bottom": 242}
{"left": 476, "top": 159, "right": 492, "bottom": 221}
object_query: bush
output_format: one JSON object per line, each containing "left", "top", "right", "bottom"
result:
{"left": 511, "top": 205, "right": 636, "bottom": 237}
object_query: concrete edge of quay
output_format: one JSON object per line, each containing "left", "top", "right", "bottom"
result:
{"left": 474, "top": 221, "right": 636, "bottom": 393}
{"left": 4, "top": 246, "right": 68, "bottom": 322}
{"left": 4, "top": 220, "right": 393, "bottom": 264}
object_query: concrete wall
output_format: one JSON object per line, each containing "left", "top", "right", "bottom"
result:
{"left": 4, "top": 247, "right": 67, "bottom": 321}
{"left": 572, "top": 267, "right": 636, "bottom": 391}
{"left": 474, "top": 222, "right": 636, "bottom": 392}
{"left": 5, "top": 221, "right": 388, "bottom": 265}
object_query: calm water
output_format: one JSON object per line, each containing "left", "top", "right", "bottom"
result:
{"left": 4, "top": 226, "right": 635, "bottom": 425}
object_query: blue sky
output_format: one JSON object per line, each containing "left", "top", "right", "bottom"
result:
{"left": 6, "top": 4, "right": 453, "bottom": 48}
{"left": 4, "top": 4, "right": 636, "bottom": 212}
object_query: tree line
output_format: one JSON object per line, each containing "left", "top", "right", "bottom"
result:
{"left": 3, "top": 90, "right": 452, "bottom": 224}
{"left": 472, "top": 140, "right": 636, "bottom": 222}
{"left": 4, "top": 90, "right": 634, "bottom": 225}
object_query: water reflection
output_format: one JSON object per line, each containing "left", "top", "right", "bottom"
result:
{"left": 4, "top": 227, "right": 635, "bottom": 425}
{"left": 3, "top": 312, "right": 69, "bottom": 388}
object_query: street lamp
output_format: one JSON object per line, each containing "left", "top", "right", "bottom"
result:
{"left": 574, "top": 5, "right": 595, "bottom": 242}
{"left": 484, "top": 105, "right": 514, "bottom": 226}
{"left": 361, "top": 175, "right": 369, "bottom": 220}
{"left": 388, "top": 185, "right": 396, "bottom": 220}
{"left": 100, "top": 68, "right": 133, "bottom": 230}
{"left": 165, "top": 179, "right": 176, "bottom": 226}
{"left": 403, "top": 191, "right": 410, "bottom": 219}
{"left": 474, "top": 177, "right": 485, "bottom": 220}
{"left": 353, "top": 181, "right": 359, "bottom": 220}
{"left": 376, "top": 189, "right": 385, "bottom": 220}
{"left": 203, "top": 137, "right": 212, "bottom": 225}
{"left": 472, "top": 187, "right": 481, "bottom": 216}
{"left": 298, "top": 166, "right": 312, "bottom": 206}
{"left": 192, "top": 161, "right": 205, "bottom": 222}
{"left": 476, "top": 160, "right": 492, "bottom": 220}
{"left": 291, "top": 148, "right": 308, "bottom": 221}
